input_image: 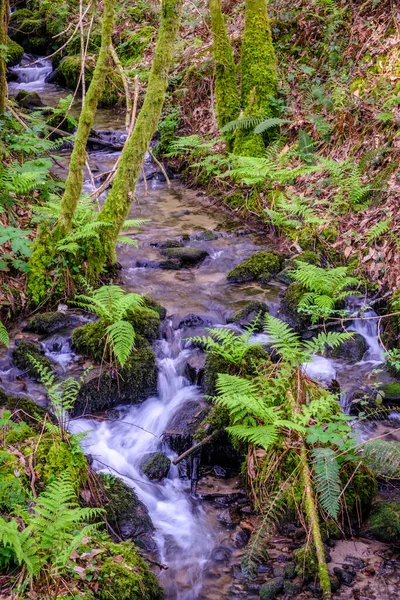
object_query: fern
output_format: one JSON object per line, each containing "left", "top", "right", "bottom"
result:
{"left": 254, "top": 118, "right": 291, "bottom": 134}
{"left": 0, "top": 321, "right": 9, "bottom": 347}
{"left": 366, "top": 218, "right": 391, "bottom": 243}
{"left": 363, "top": 439, "right": 400, "bottom": 480}
{"left": 191, "top": 322, "right": 262, "bottom": 365}
{"left": 105, "top": 321, "right": 135, "bottom": 367}
{"left": 221, "top": 115, "right": 266, "bottom": 133}
{"left": 311, "top": 447, "right": 341, "bottom": 518}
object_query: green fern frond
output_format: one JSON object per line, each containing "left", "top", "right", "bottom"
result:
{"left": 363, "top": 439, "right": 400, "bottom": 479}
{"left": 366, "top": 218, "right": 391, "bottom": 243}
{"left": 121, "top": 219, "right": 150, "bottom": 230}
{"left": 254, "top": 118, "right": 291, "bottom": 134}
{"left": 311, "top": 447, "right": 341, "bottom": 518}
{"left": 221, "top": 115, "right": 266, "bottom": 133}
{"left": 303, "top": 331, "right": 354, "bottom": 355}
{"left": 0, "top": 321, "right": 9, "bottom": 347}
{"left": 117, "top": 236, "right": 139, "bottom": 247}
{"left": 105, "top": 321, "right": 135, "bottom": 367}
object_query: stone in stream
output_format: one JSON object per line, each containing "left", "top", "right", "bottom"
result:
{"left": 194, "top": 230, "right": 218, "bottom": 241}
{"left": 12, "top": 340, "right": 53, "bottom": 379}
{"left": 6, "top": 38, "right": 24, "bottom": 67}
{"left": 282, "top": 581, "right": 302, "bottom": 597}
{"left": 163, "top": 400, "right": 209, "bottom": 454}
{"left": 333, "top": 567, "right": 354, "bottom": 586}
{"left": 141, "top": 452, "right": 171, "bottom": 481}
{"left": 101, "top": 475, "right": 157, "bottom": 553}
{"left": 279, "top": 282, "right": 311, "bottom": 332}
{"left": 364, "top": 501, "right": 400, "bottom": 542}
{"left": 160, "top": 246, "right": 209, "bottom": 267}
{"left": 327, "top": 332, "right": 368, "bottom": 363}
{"left": 228, "top": 301, "right": 270, "bottom": 330}
{"left": 227, "top": 251, "right": 283, "bottom": 284}
{"left": 15, "top": 90, "right": 45, "bottom": 110}
{"left": 258, "top": 577, "right": 284, "bottom": 600}
{"left": 25, "top": 311, "right": 81, "bottom": 335}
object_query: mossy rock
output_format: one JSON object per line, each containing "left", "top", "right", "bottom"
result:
{"left": 15, "top": 90, "right": 45, "bottom": 110}
{"left": 6, "top": 38, "right": 24, "bottom": 67}
{"left": 0, "top": 450, "right": 30, "bottom": 511}
{"left": 277, "top": 251, "right": 321, "bottom": 285}
{"left": 9, "top": 10, "right": 50, "bottom": 53}
{"left": 126, "top": 307, "right": 160, "bottom": 342}
{"left": 227, "top": 251, "right": 283, "bottom": 284}
{"left": 204, "top": 345, "right": 270, "bottom": 397}
{"left": 365, "top": 502, "right": 400, "bottom": 543}
{"left": 72, "top": 346, "right": 157, "bottom": 416}
{"left": 342, "top": 463, "right": 377, "bottom": 526}
{"left": 279, "top": 282, "right": 311, "bottom": 332}
{"left": 142, "top": 452, "right": 171, "bottom": 481}
{"left": 117, "top": 25, "right": 156, "bottom": 63}
{"left": 379, "top": 382, "right": 400, "bottom": 401}
{"left": 99, "top": 541, "right": 163, "bottom": 600}
{"left": 143, "top": 297, "right": 167, "bottom": 320}
{"left": 327, "top": 332, "right": 368, "bottom": 363}
{"left": 34, "top": 433, "right": 88, "bottom": 487}
{"left": 159, "top": 239, "right": 184, "bottom": 249}
{"left": 12, "top": 340, "right": 53, "bottom": 379}
{"left": 56, "top": 55, "right": 123, "bottom": 107}
{"left": 228, "top": 300, "right": 269, "bottom": 331}
{"left": 26, "top": 311, "right": 80, "bottom": 335}
{"left": 259, "top": 577, "right": 284, "bottom": 600}
{"left": 160, "top": 246, "right": 209, "bottom": 266}
{"left": 294, "top": 544, "right": 328, "bottom": 583}
{"left": 0, "top": 389, "right": 47, "bottom": 424}
{"left": 101, "top": 475, "right": 156, "bottom": 551}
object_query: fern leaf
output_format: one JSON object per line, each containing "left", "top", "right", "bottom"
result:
{"left": 105, "top": 321, "right": 135, "bottom": 367}
{"left": 363, "top": 439, "right": 400, "bottom": 479}
{"left": 117, "top": 236, "right": 139, "bottom": 247}
{"left": 0, "top": 321, "right": 9, "bottom": 347}
{"left": 221, "top": 115, "right": 266, "bottom": 133}
{"left": 366, "top": 218, "right": 391, "bottom": 243}
{"left": 254, "top": 118, "right": 291, "bottom": 134}
{"left": 311, "top": 447, "right": 341, "bottom": 518}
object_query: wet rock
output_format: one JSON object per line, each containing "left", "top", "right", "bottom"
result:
{"left": 379, "top": 382, "right": 400, "bottom": 402}
{"left": 343, "top": 556, "right": 366, "bottom": 571}
{"left": 259, "top": 577, "right": 284, "bottom": 600}
{"left": 163, "top": 400, "right": 209, "bottom": 454}
{"left": 15, "top": 90, "right": 45, "bottom": 110}
{"left": 347, "top": 388, "right": 378, "bottom": 416}
{"left": 211, "top": 546, "right": 232, "bottom": 562}
{"left": 234, "top": 528, "right": 250, "bottom": 548}
{"left": 176, "top": 314, "right": 213, "bottom": 329}
{"left": 229, "top": 301, "right": 270, "bottom": 331}
{"left": 142, "top": 452, "right": 171, "bottom": 481}
{"left": 26, "top": 311, "right": 80, "bottom": 335}
{"left": 272, "top": 566, "right": 285, "bottom": 578}
{"left": 159, "top": 260, "right": 182, "bottom": 270}
{"left": 12, "top": 341, "right": 53, "bottom": 379}
{"left": 333, "top": 567, "right": 354, "bottom": 586}
{"left": 101, "top": 475, "right": 156, "bottom": 553}
{"left": 72, "top": 347, "right": 157, "bottom": 416}
{"left": 214, "top": 465, "right": 227, "bottom": 478}
{"left": 258, "top": 564, "right": 273, "bottom": 575}
{"left": 284, "top": 562, "right": 296, "bottom": 580}
{"left": 279, "top": 283, "right": 311, "bottom": 332}
{"left": 6, "top": 38, "right": 24, "bottom": 67}
{"left": 160, "top": 247, "right": 209, "bottom": 267}
{"left": 227, "top": 251, "right": 283, "bottom": 284}
{"left": 364, "top": 502, "right": 400, "bottom": 542}
{"left": 184, "top": 349, "right": 205, "bottom": 385}
{"left": 194, "top": 230, "right": 218, "bottom": 241}
{"left": 159, "top": 239, "right": 185, "bottom": 249}
{"left": 327, "top": 332, "right": 368, "bottom": 363}
{"left": 283, "top": 581, "right": 302, "bottom": 597}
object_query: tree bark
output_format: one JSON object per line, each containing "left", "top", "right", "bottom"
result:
{"left": 56, "top": 0, "right": 114, "bottom": 235}
{"left": 209, "top": 0, "right": 240, "bottom": 149}
{"left": 0, "top": 0, "right": 9, "bottom": 116}
{"left": 96, "top": 0, "right": 184, "bottom": 267}
{"left": 233, "top": 0, "right": 278, "bottom": 156}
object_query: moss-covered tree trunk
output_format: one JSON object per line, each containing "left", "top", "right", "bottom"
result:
{"left": 0, "top": 0, "right": 9, "bottom": 115}
{"left": 56, "top": 0, "right": 114, "bottom": 235}
{"left": 233, "top": 0, "right": 278, "bottom": 156}
{"left": 96, "top": 0, "right": 184, "bottom": 268}
{"left": 209, "top": 0, "right": 240, "bottom": 149}
{"left": 27, "top": 0, "right": 114, "bottom": 303}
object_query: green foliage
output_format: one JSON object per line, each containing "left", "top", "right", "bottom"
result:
{"left": 73, "top": 284, "right": 144, "bottom": 367}
{"left": 366, "top": 217, "right": 392, "bottom": 243}
{"left": 46, "top": 94, "right": 78, "bottom": 132}
{"left": 311, "top": 447, "right": 341, "bottom": 518}
{"left": 363, "top": 439, "right": 400, "bottom": 480}
{"left": 291, "top": 261, "right": 359, "bottom": 321}
{"left": 0, "top": 321, "right": 9, "bottom": 347}
{"left": 191, "top": 322, "right": 263, "bottom": 365}
{"left": 0, "top": 473, "right": 103, "bottom": 578}
{"left": 166, "top": 134, "right": 217, "bottom": 158}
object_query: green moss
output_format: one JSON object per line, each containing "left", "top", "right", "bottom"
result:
{"left": 209, "top": 0, "right": 240, "bottom": 149}
{"left": 99, "top": 541, "right": 163, "bottom": 600}
{"left": 0, "top": 389, "right": 47, "bottom": 425}
{"left": 366, "top": 502, "right": 400, "bottom": 543}
{"left": 279, "top": 282, "right": 311, "bottom": 332}
{"left": 143, "top": 297, "right": 167, "bottom": 320}
{"left": 34, "top": 434, "right": 88, "bottom": 487}
{"left": 379, "top": 383, "right": 400, "bottom": 400}
{"left": 56, "top": 55, "right": 123, "bottom": 107}
{"left": 142, "top": 452, "right": 171, "bottom": 480}
{"left": 12, "top": 341, "right": 53, "bottom": 379}
{"left": 160, "top": 246, "right": 209, "bottom": 266}
{"left": 72, "top": 320, "right": 107, "bottom": 362}
{"left": 0, "top": 451, "right": 30, "bottom": 511}
{"left": 26, "top": 311, "right": 76, "bottom": 334}
{"left": 126, "top": 307, "right": 160, "bottom": 342}
{"left": 294, "top": 545, "right": 319, "bottom": 582}
{"left": 195, "top": 402, "right": 230, "bottom": 441}
{"left": 227, "top": 251, "right": 283, "bottom": 283}
{"left": 4, "top": 421, "right": 33, "bottom": 445}
{"left": 230, "top": 300, "right": 269, "bottom": 330}
{"left": 342, "top": 463, "right": 377, "bottom": 525}
{"left": 117, "top": 26, "right": 156, "bottom": 63}
{"left": 5, "top": 38, "right": 24, "bottom": 67}
{"left": 233, "top": 0, "right": 278, "bottom": 156}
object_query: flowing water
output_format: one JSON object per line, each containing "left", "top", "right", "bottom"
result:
{"left": 4, "top": 54, "right": 400, "bottom": 599}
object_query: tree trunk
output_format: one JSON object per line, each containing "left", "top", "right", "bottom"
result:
{"left": 56, "top": 0, "right": 114, "bottom": 235}
{"left": 233, "top": 0, "right": 278, "bottom": 156}
{"left": 96, "top": 0, "right": 184, "bottom": 268}
{"left": 0, "top": 0, "right": 9, "bottom": 115}
{"left": 209, "top": 0, "right": 240, "bottom": 149}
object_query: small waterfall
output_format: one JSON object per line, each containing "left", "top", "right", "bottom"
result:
{"left": 10, "top": 56, "right": 53, "bottom": 90}
{"left": 348, "top": 305, "right": 385, "bottom": 364}
{"left": 42, "top": 334, "right": 74, "bottom": 371}
{"left": 70, "top": 323, "right": 216, "bottom": 599}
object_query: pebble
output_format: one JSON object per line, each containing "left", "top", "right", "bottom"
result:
{"left": 333, "top": 567, "right": 355, "bottom": 586}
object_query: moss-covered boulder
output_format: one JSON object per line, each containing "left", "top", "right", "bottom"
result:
{"left": 55, "top": 55, "right": 122, "bottom": 107}
{"left": 12, "top": 340, "right": 53, "bottom": 379}
{"left": 9, "top": 9, "right": 50, "bottom": 53}
{"left": 342, "top": 463, "right": 377, "bottom": 527}
{"left": 142, "top": 452, "right": 171, "bottom": 481}
{"left": 277, "top": 251, "right": 321, "bottom": 285}
{"left": 26, "top": 311, "right": 80, "bottom": 335}
{"left": 15, "top": 90, "right": 45, "bottom": 110}
{"left": 6, "top": 38, "right": 24, "bottom": 67}
{"left": 228, "top": 300, "right": 269, "bottom": 331}
{"left": 99, "top": 541, "right": 163, "bottom": 600}
{"left": 160, "top": 246, "right": 209, "bottom": 267}
{"left": 0, "top": 450, "right": 30, "bottom": 511}
{"left": 0, "top": 389, "right": 47, "bottom": 424}
{"left": 101, "top": 475, "right": 156, "bottom": 551}
{"left": 327, "top": 332, "right": 368, "bottom": 363}
{"left": 379, "top": 382, "right": 400, "bottom": 402}
{"left": 72, "top": 345, "right": 157, "bottom": 416}
{"left": 126, "top": 307, "right": 160, "bottom": 342}
{"left": 365, "top": 502, "right": 400, "bottom": 543}
{"left": 227, "top": 251, "right": 283, "bottom": 284}
{"left": 279, "top": 282, "right": 311, "bottom": 332}
{"left": 117, "top": 25, "right": 156, "bottom": 63}
{"left": 259, "top": 577, "right": 284, "bottom": 600}
{"left": 143, "top": 297, "right": 167, "bottom": 320}
{"left": 294, "top": 545, "right": 320, "bottom": 582}
{"left": 35, "top": 433, "right": 88, "bottom": 487}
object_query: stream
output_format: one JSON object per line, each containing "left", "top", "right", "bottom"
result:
{"left": 3, "top": 56, "right": 400, "bottom": 599}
